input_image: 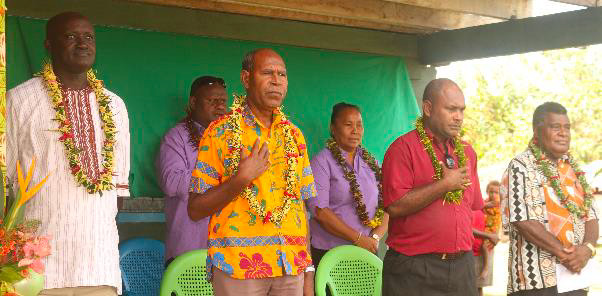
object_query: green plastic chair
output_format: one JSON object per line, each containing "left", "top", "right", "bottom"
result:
{"left": 159, "top": 249, "right": 214, "bottom": 296}
{"left": 315, "top": 245, "right": 383, "bottom": 296}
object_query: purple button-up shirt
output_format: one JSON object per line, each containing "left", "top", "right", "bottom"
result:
{"left": 308, "top": 147, "right": 380, "bottom": 250}
{"left": 156, "top": 121, "right": 209, "bottom": 261}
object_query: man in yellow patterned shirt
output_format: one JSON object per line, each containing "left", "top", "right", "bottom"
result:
{"left": 188, "top": 48, "right": 317, "bottom": 296}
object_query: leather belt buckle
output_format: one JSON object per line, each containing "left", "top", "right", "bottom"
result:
{"left": 439, "top": 251, "right": 463, "bottom": 260}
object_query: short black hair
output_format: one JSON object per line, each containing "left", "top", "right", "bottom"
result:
{"left": 242, "top": 49, "right": 261, "bottom": 72}
{"left": 46, "top": 12, "right": 89, "bottom": 40}
{"left": 190, "top": 76, "right": 226, "bottom": 97}
{"left": 532, "top": 102, "right": 567, "bottom": 129}
{"left": 330, "top": 102, "right": 361, "bottom": 126}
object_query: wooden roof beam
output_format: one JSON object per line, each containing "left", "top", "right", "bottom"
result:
{"left": 382, "top": 0, "right": 532, "bottom": 19}
{"left": 126, "top": 0, "right": 503, "bottom": 33}
{"left": 549, "top": 0, "right": 600, "bottom": 7}
{"left": 418, "top": 6, "right": 602, "bottom": 65}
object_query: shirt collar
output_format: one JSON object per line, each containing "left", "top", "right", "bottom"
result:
{"left": 194, "top": 120, "right": 206, "bottom": 132}
{"left": 242, "top": 102, "right": 284, "bottom": 129}
{"left": 423, "top": 126, "right": 454, "bottom": 147}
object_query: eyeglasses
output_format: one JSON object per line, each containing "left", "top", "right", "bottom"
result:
{"left": 443, "top": 145, "right": 455, "bottom": 169}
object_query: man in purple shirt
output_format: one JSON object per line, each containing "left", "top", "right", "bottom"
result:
{"left": 156, "top": 76, "right": 228, "bottom": 265}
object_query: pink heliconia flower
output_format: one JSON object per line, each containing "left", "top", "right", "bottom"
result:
{"left": 18, "top": 258, "right": 34, "bottom": 267}
{"left": 33, "top": 236, "right": 52, "bottom": 257}
{"left": 22, "top": 236, "right": 52, "bottom": 258}
{"left": 29, "top": 258, "right": 45, "bottom": 274}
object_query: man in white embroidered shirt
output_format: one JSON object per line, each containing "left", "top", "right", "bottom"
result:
{"left": 7, "top": 12, "right": 130, "bottom": 296}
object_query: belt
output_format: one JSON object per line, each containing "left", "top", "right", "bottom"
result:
{"left": 388, "top": 248, "right": 468, "bottom": 261}
{"left": 425, "top": 251, "right": 468, "bottom": 260}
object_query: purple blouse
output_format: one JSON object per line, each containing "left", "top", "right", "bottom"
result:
{"left": 308, "top": 147, "right": 380, "bottom": 250}
{"left": 156, "top": 121, "right": 210, "bottom": 261}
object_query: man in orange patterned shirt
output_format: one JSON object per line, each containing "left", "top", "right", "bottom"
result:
{"left": 188, "top": 48, "right": 316, "bottom": 296}
{"left": 501, "top": 102, "right": 598, "bottom": 296}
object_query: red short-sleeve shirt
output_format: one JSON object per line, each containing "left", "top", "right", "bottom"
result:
{"left": 382, "top": 129, "right": 484, "bottom": 256}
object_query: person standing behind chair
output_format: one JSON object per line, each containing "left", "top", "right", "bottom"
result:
{"left": 381, "top": 78, "right": 484, "bottom": 296}
{"left": 157, "top": 76, "right": 228, "bottom": 266}
{"left": 187, "top": 48, "right": 317, "bottom": 296}
{"left": 305, "top": 102, "right": 389, "bottom": 292}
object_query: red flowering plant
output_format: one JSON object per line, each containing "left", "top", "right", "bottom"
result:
{"left": 1, "top": 159, "right": 51, "bottom": 294}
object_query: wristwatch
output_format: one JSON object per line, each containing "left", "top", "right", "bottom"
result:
{"left": 585, "top": 243, "right": 597, "bottom": 258}
{"left": 372, "top": 233, "right": 381, "bottom": 242}
{"left": 305, "top": 265, "right": 316, "bottom": 273}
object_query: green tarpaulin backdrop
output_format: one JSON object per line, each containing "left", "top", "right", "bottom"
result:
{"left": 7, "top": 15, "right": 419, "bottom": 197}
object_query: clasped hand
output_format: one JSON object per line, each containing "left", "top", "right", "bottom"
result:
{"left": 557, "top": 245, "right": 591, "bottom": 273}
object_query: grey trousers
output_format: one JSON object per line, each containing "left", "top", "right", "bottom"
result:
{"left": 382, "top": 249, "right": 477, "bottom": 296}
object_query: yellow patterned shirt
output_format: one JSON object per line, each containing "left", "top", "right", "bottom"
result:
{"left": 189, "top": 103, "right": 316, "bottom": 280}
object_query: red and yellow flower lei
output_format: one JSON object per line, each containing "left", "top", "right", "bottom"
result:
{"left": 226, "top": 95, "right": 303, "bottom": 226}
{"left": 40, "top": 62, "right": 116, "bottom": 194}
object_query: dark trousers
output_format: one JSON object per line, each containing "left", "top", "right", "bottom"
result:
{"left": 382, "top": 249, "right": 477, "bottom": 296}
{"left": 311, "top": 247, "right": 332, "bottom": 296}
{"left": 509, "top": 287, "right": 587, "bottom": 296}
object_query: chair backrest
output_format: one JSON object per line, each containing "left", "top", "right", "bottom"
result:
{"left": 119, "top": 237, "right": 165, "bottom": 296}
{"left": 315, "top": 245, "right": 383, "bottom": 296}
{"left": 160, "top": 249, "right": 214, "bottom": 296}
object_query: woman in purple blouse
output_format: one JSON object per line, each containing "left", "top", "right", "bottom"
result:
{"left": 308, "top": 102, "right": 389, "bottom": 268}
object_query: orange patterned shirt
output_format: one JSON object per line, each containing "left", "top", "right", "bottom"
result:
{"left": 543, "top": 159, "right": 587, "bottom": 247}
{"left": 189, "top": 103, "right": 316, "bottom": 280}
{"left": 501, "top": 150, "right": 598, "bottom": 293}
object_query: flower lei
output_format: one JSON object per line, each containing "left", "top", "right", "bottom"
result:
{"left": 184, "top": 116, "right": 203, "bottom": 149}
{"left": 528, "top": 140, "right": 593, "bottom": 219}
{"left": 484, "top": 205, "right": 501, "bottom": 250}
{"left": 226, "top": 95, "right": 303, "bottom": 225}
{"left": 415, "top": 117, "right": 466, "bottom": 204}
{"left": 39, "top": 62, "right": 116, "bottom": 194}
{"left": 326, "top": 138, "right": 384, "bottom": 228}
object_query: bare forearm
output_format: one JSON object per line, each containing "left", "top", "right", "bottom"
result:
{"left": 314, "top": 207, "right": 361, "bottom": 242}
{"left": 583, "top": 219, "right": 599, "bottom": 246}
{"left": 385, "top": 180, "right": 449, "bottom": 218}
{"left": 187, "top": 175, "right": 249, "bottom": 221}
{"left": 513, "top": 220, "right": 565, "bottom": 257}
{"left": 372, "top": 213, "right": 389, "bottom": 237}
{"left": 481, "top": 246, "right": 490, "bottom": 269}
{"left": 473, "top": 229, "right": 495, "bottom": 241}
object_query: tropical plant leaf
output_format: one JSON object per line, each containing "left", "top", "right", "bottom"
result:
{"left": 0, "top": 265, "right": 25, "bottom": 284}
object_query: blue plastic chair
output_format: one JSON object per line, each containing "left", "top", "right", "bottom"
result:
{"left": 119, "top": 238, "right": 165, "bottom": 296}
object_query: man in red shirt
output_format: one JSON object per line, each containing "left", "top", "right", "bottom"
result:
{"left": 382, "top": 78, "right": 484, "bottom": 296}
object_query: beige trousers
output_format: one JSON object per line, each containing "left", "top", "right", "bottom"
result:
{"left": 38, "top": 286, "right": 117, "bottom": 296}
{"left": 212, "top": 267, "right": 303, "bottom": 296}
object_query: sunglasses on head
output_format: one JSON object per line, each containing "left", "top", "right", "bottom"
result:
{"left": 200, "top": 77, "right": 226, "bottom": 88}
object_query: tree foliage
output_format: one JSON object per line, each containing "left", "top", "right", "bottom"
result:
{"left": 441, "top": 45, "right": 602, "bottom": 168}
